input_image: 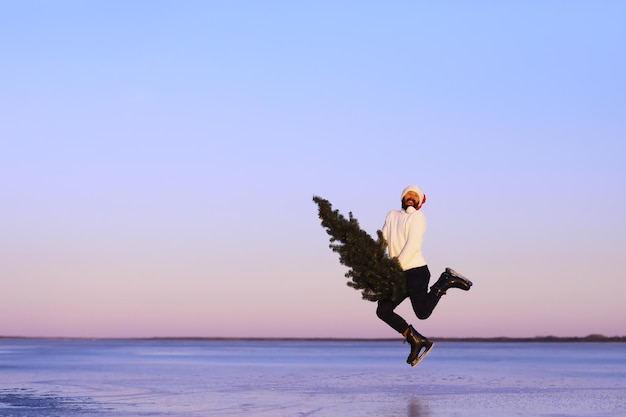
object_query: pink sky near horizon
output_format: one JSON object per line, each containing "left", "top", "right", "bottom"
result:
{"left": 2, "top": 2, "right": 625, "bottom": 339}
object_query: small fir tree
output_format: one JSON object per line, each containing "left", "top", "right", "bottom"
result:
{"left": 313, "top": 196, "right": 407, "bottom": 302}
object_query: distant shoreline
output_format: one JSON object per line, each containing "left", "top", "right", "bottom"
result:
{"left": 1, "top": 335, "right": 625, "bottom": 342}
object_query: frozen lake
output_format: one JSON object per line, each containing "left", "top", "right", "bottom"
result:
{"left": 0, "top": 338, "right": 624, "bottom": 416}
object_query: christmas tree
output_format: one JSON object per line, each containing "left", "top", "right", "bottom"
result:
{"left": 313, "top": 196, "right": 407, "bottom": 302}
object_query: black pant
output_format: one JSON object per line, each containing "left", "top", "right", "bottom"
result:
{"left": 376, "top": 265, "right": 441, "bottom": 334}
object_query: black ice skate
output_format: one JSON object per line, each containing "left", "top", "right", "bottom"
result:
{"left": 445, "top": 268, "right": 472, "bottom": 284}
{"left": 405, "top": 325, "right": 434, "bottom": 367}
{"left": 430, "top": 268, "right": 473, "bottom": 297}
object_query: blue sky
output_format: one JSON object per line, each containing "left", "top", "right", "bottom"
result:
{"left": 1, "top": 1, "right": 625, "bottom": 338}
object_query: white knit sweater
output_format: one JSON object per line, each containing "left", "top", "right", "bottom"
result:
{"left": 381, "top": 208, "right": 427, "bottom": 271}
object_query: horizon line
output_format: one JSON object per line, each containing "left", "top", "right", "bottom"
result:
{"left": 1, "top": 334, "right": 624, "bottom": 342}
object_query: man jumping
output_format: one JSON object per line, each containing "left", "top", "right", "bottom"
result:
{"left": 376, "top": 185, "right": 473, "bottom": 366}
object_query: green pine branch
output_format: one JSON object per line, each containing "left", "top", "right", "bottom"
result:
{"left": 313, "top": 196, "right": 407, "bottom": 302}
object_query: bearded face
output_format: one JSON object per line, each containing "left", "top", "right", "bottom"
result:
{"left": 402, "top": 191, "right": 421, "bottom": 210}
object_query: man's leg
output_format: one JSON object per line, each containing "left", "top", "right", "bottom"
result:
{"left": 403, "top": 267, "right": 436, "bottom": 365}
{"left": 377, "top": 295, "right": 433, "bottom": 366}
{"left": 406, "top": 265, "right": 441, "bottom": 320}
{"left": 376, "top": 296, "right": 408, "bottom": 333}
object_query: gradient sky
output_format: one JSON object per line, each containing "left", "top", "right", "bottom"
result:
{"left": 2, "top": 1, "right": 625, "bottom": 339}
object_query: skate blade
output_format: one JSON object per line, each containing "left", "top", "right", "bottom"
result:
{"left": 410, "top": 343, "right": 434, "bottom": 367}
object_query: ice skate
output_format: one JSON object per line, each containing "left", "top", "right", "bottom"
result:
{"left": 405, "top": 325, "right": 434, "bottom": 367}
{"left": 445, "top": 268, "right": 473, "bottom": 287}
{"left": 430, "top": 268, "right": 473, "bottom": 297}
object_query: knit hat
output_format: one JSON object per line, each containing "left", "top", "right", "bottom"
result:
{"left": 401, "top": 185, "right": 426, "bottom": 209}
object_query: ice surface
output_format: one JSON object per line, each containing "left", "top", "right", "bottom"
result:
{"left": 0, "top": 339, "right": 624, "bottom": 416}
